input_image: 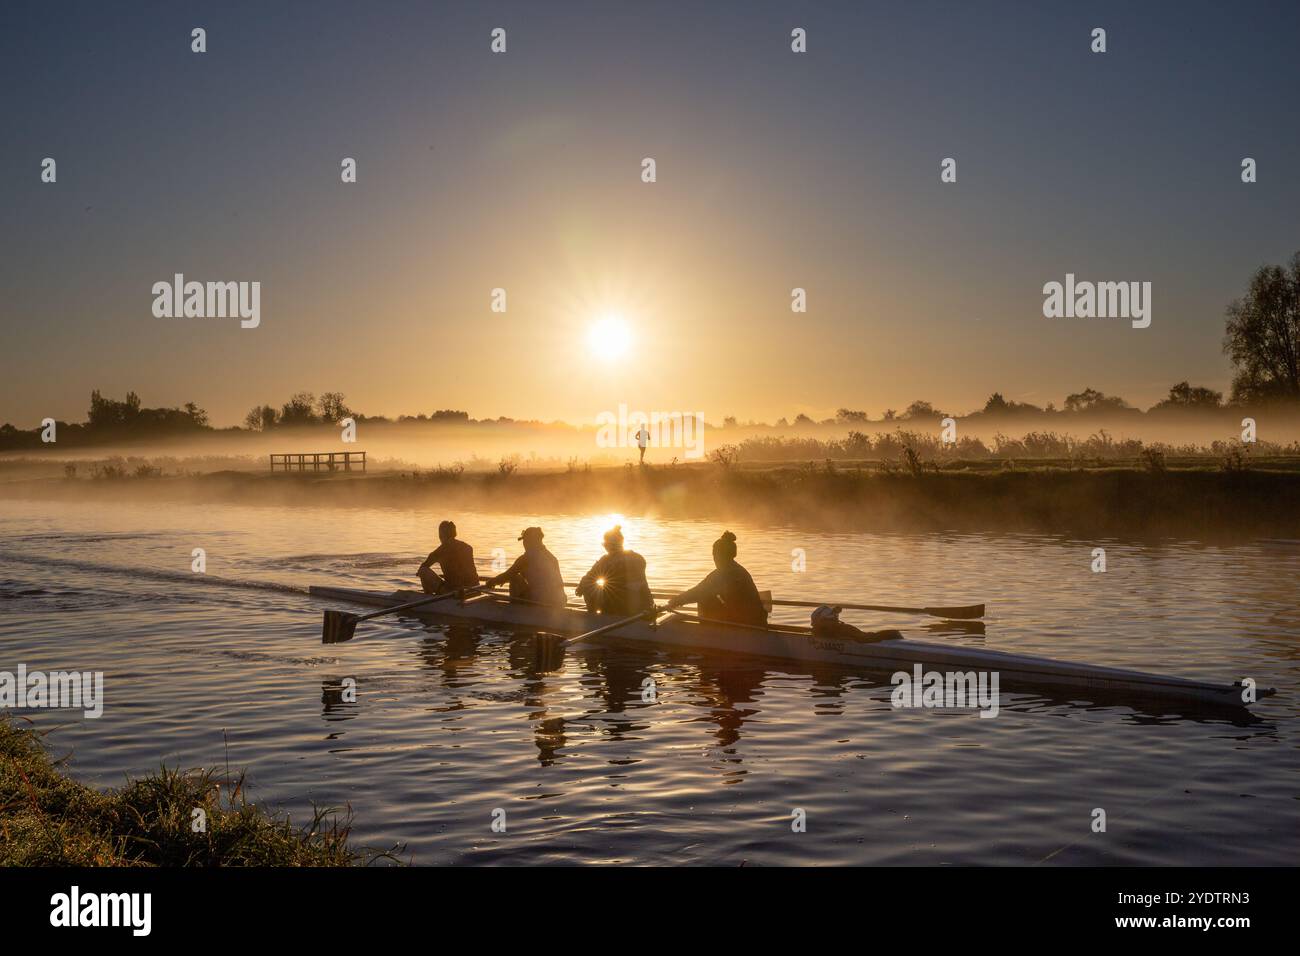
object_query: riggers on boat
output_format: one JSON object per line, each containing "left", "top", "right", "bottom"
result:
{"left": 310, "top": 586, "right": 1275, "bottom": 710}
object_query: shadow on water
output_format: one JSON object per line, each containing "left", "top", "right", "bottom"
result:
{"left": 317, "top": 620, "right": 1278, "bottom": 751}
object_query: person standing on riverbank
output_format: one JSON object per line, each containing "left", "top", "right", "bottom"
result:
{"left": 636, "top": 424, "right": 651, "bottom": 464}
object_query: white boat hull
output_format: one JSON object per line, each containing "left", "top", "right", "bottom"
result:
{"left": 309, "top": 586, "right": 1270, "bottom": 710}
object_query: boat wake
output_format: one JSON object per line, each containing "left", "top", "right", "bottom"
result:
{"left": 0, "top": 546, "right": 304, "bottom": 613}
{"left": 0, "top": 531, "right": 170, "bottom": 545}
{"left": 260, "top": 551, "right": 412, "bottom": 572}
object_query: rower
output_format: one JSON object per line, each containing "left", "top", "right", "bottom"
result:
{"left": 484, "top": 526, "right": 568, "bottom": 607}
{"left": 810, "top": 604, "right": 900, "bottom": 644}
{"left": 575, "top": 525, "right": 654, "bottom": 615}
{"left": 665, "top": 531, "right": 768, "bottom": 626}
{"left": 416, "top": 520, "right": 480, "bottom": 595}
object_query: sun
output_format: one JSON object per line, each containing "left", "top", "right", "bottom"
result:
{"left": 587, "top": 315, "right": 632, "bottom": 360}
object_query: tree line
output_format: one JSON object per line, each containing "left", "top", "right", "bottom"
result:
{"left": 768, "top": 381, "right": 1227, "bottom": 428}
{"left": 241, "top": 393, "right": 479, "bottom": 429}
{"left": 2, "top": 251, "right": 1298, "bottom": 448}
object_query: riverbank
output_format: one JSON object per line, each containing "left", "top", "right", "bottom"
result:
{"left": 0, "top": 717, "right": 377, "bottom": 866}
{"left": 4, "top": 461, "right": 1299, "bottom": 540}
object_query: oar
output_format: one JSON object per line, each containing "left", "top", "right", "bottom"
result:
{"left": 549, "top": 607, "right": 665, "bottom": 648}
{"left": 664, "top": 606, "right": 905, "bottom": 643}
{"left": 661, "top": 592, "right": 983, "bottom": 620}
{"left": 322, "top": 585, "right": 489, "bottom": 644}
{"left": 473, "top": 575, "right": 983, "bottom": 620}
{"left": 769, "top": 598, "right": 984, "bottom": 620}
{"left": 532, "top": 607, "right": 665, "bottom": 669}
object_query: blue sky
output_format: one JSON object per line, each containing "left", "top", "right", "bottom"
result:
{"left": 2, "top": 0, "right": 1298, "bottom": 425}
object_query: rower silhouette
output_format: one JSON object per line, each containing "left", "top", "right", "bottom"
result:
{"left": 484, "top": 526, "right": 568, "bottom": 607}
{"left": 575, "top": 525, "right": 654, "bottom": 615}
{"left": 666, "top": 531, "right": 768, "bottom": 626}
{"left": 416, "top": 520, "right": 479, "bottom": 594}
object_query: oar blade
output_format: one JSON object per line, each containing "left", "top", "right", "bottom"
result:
{"left": 920, "top": 603, "right": 985, "bottom": 621}
{"left": 322, "top": 609, "right": 360, "bottom": 644}
{"left": 533, "top": 631, "right": 567, "bottom": 671}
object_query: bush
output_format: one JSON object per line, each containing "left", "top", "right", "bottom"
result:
{"left": 1141, "top": 448, "right": 1167, "bottom": 474}
{"left": 708, "top": 445, "right": 738, "bottom": 469}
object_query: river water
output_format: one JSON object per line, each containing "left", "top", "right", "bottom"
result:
{"left": 0, "top": 498, "right": 1295, "bottom": 865}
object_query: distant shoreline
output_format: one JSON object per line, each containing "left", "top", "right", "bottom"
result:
{"left": 5, "top": 462, "right": 1299, "bottom": 542}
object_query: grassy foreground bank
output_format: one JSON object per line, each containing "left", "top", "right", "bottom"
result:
{"left": 5, "top": 461, "right": 1300, "bottom": 540}
{"left": 0, "top": 717, "right": 377, "bottom": 866}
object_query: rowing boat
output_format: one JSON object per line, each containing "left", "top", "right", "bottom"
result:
{"left": 309, "top": 586, "right": 1274, "bottom": 710}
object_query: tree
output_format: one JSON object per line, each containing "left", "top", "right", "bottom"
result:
{"left": 981, "top": 392, "right": 1042, "bottom": 415}
{"left": 183, "top": 402, "right": 209, "bottom": 427}
{"left": 902, "top": 400, "right": 944, "bottom": 420}
{"left": 1063, "top": 387, "right": 1130, "bottom": 413}
{"left": 84, "top": 391, "right": 206, "bottom": 433}
{"left": 87, "top": 390, "right": 142, "bottom": 429}
{"left": 1223, "top": 252, "right": 1300, "bottom": 403}
{"left": 1152, "top": 381, "right": 1222, "bottom": 410}
{"left": 835, "top": 408, "right": 868, "bottom": 423}
{"left": 88, "top": 390, "right": 114, "bottom": 429}
{"left": 317, "top": 392, "right": 352, "bottom": 423}
{"left": 793, "top": 413, "right": 815, "bottom": 426}
{"left": 280, "top": 392, "right": 317, "bottom": 425}
{"left": 244, "top": 405, "right": 279, "bottom": 431}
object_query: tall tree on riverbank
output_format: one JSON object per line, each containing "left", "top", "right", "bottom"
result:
{"left": 1224, "top": 252, "right": 1300, "bottom": 403}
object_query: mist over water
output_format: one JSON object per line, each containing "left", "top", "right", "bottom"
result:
{"left": 5, "top": 407, "right": 1300, "bottom": 477}
{"left": 0, "top": 498, "right": 1295, "bottom": 865}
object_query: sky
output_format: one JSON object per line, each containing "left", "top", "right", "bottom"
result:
{"left": 2, "top": 0, "right": 1299, "bottom": 428}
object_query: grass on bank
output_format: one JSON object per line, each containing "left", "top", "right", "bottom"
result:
{"left": 0, "top": 716, "right": 393, "bottom": 866}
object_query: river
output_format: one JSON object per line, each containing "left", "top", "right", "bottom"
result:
{"left": 1, "top": 498, "right": 1295, "bottom": 865}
